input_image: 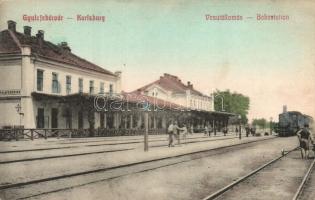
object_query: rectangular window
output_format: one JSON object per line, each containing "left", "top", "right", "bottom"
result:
{"left": 37, "top": 70, "right": 44, "bottom": 91}
{"left": 100, "top": 113, "right": 104, "bottom": 128}
{"left": 52, "top": 73, "right": 60, "bottom": 93}
{"left": 78, "top": 78, "right": 83, "bottom": 93}
{"left": 37, "top": 108, "right": 44, "bottom": 128}
{"left": 100, "top": 82, "right": 104, "bottom": 94}
{"left": 51, "top": 108, "right": 58, "bottom": 128}
{"left": 66, "top": 76, "right": 71, "bottom": 94}
{"left": 65, "top": 108, "right": 72, "bottom": 128}
{"left": 109, "top": 84, "right": 113, "bottom": 95}
{"left": 78, "top": 110, "right": 83, "bottom": 129}
{"left": 89, "top": 80, "right": 94, "bottom": 94}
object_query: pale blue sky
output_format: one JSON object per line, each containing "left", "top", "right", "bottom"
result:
{"left": 0, "top": 0, "right": 314, "bottom": 120}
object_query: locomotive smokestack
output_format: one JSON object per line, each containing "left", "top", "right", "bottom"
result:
{"left": 283, "top": 105, "right": 287, "bottom": 113}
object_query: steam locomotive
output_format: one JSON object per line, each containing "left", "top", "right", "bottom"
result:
{"left": 277, "top": 111, "right": 313, "bottom": 137}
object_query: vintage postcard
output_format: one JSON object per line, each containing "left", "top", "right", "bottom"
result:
{"left": 0, "top": 0, "right": 314, "bottom": 199}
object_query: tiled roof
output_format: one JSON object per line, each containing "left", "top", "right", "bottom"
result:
{"left": 0, "top": 30, "right": 21, "bottom": 54}
{"left": 0, "top": 29, "right": 115, "bottom": 76}
{"left": 122, "top": 92, "right": 185, "bottom": 110}
{"left": 134, "top": 73, "right": 206, "bottom": 96}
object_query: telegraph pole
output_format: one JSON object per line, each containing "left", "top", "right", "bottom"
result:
{"left": 144, "top": 112, "right": 149, "bottom": 151}
{"left": 238, "top": 115, "right": 242, "bottom": 140}
{"left": 270, "top": 117, "right": 273, "bottom": 135}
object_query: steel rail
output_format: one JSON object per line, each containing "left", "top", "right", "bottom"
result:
{"left": 292, "top": 158, "right": 315, "bottom": 200}
{"left": 0, "top": 135, "right": 238, "bottom": 154}
{"left": 0, "top": 137, "right": 276, "bottom": 190}
{"left": 202, "top": 146, "right": 298, "bottom": 200}
{"left": 0, "top": 136, "right": 239, "bottom": 164}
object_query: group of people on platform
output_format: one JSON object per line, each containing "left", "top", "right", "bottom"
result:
{"left": 245, "top": 126, "right": 256, "bottom": 137}
{"left": 167, "top": 121, "right": 315, "bottom": 159}
{"left": 167, "top": 121, "right": 228, "bottom": 147}
{"left": 167, "top": 121, "right": 188, "bottom": 147}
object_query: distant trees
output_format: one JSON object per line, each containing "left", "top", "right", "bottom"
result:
{"left": 252, "top": 118, "right": 268, "bottom": 129}
{"left": 213, "top": 89, "right": 250, "bottom": 124}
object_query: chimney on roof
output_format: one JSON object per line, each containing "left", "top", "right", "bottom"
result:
{"left": 187, "top": 81, "right": 193, "bottom": 89}
{"left": 59, "top": 42, "right": 71, "bottom": 52}
{"left": 23, "top": 26, "right": 32, "bottom": 36}
{"left": 7, "top": 20, "right": 16, "bottom": 32}
{"left": 36, "top": 30, "right": 44, "bottom": 46}
{"left": 36, "top": 30, "right": 44, "bottom": 40}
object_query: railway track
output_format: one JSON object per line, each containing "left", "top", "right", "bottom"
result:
{"left": 202, "top": 147, "right": 314, "bottom": 200}
{"left": 202, "top": 147, "right": 298, "bottom": 200}
{"left": 0, "top": 137, "right": 276, "bottom": 200}
{"left": 0, "top": 135, "right": 231, "bottom": 153}
{"left": 53, "top": 135, "right": 209, "bottom": 145}
{"left": 0, "top": 136, "right": 239, "bottom": 164}
{"left": 292, "top": 157, "right": 315, "bottom": 200}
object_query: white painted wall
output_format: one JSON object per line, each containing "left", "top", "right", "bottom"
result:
{"left": 0, "top": 52, "right": 120, "bottom": 128}
{"left": 0, "top": 61, "right": 21, "bottom": 90}
{"left": 0, "top": 99, "right": 20, "bottom": 127}
{"left": 34, "top": 61, "right": 119, "bottom": 96}
{"left": 145, "top": 86, "right": 169, "bottom": 100}
{"left": 142, "top": 83, "right": 213, "bottom": 111}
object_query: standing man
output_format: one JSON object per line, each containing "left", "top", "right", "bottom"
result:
{"left": 173, "top": 121, "right": 181, "bottom": 146}
{"left": 167, "top": 122, "right": 174, "bottom": 147}
{"left": 297, "top": 124, "right": 314, "bottom": 159}
{"left": 181, "top": 123, "right": 188, "bottom": 144}
{"left": 167, "top": 121, "right": 180, "bottom": 147}
{"left": 223, "top": 127, "right": 228, "bottom": 136}
{"left": 204, "top": 125, "right": 209, "bottom": 136}
{"left": 245, "top": 125, "right": 250, "bottom": 137}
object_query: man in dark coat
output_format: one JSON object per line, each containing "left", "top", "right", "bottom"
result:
{"left": 297, "top": 124, "right": 314, "bottom": 159}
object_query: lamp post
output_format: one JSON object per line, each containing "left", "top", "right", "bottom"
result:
{"left": 238, "top": 114, "right": 242, "bottom": 140}
{"left": 269, "top": 117, "right": 273, "bottom": 136}
{"left": 143, "top": 99, "right": 150, "bottom": 152}
{"left": 213, "top": 93, "right": 224, "bottom": 137}
{"left": 15, "top": 103, "right": 22, "bottom": 127}
{"left": 213, "top": 94, "right": 224, "bottom": 112}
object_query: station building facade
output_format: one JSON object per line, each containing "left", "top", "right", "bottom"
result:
{"left": 132, "top": 73, "right": 214, "bottom": 112}
{"left": 128, "top": 74, "right": 233, "bottom": 132}
{"left": 0, "top": 20, "right": 234, "bottom": 135}
{"left": 0, "top": 20, "right": 121, "bottom": 129}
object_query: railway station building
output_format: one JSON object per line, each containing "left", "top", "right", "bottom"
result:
{"left": 0, "top": 20, "right": 122, "bottom": 130}
{"left": 0, "top": 21, "right": 234, "bottom": 137}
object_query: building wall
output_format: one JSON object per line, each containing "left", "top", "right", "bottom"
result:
{"left": 0, "top": 53, "right": 120, "bottom": 129}
{"left": 145, "top": 86, "right": 169, "bottom": 101}
{"left": 0, "top": 60, "right": 23, "bottom": 128}
{"left": 0, "top": 99, "right": 21, "bottom": 127}
{"left": 189, "top": 94, "right": 212, "bottom": 111}
{"left": 0, "top": 60, "right": 21, "bottom": 90}
{"left": 172, "top": 93, "right": 188, "bottom": 108}
{"left": 143, "top": 84, "right": 213, "bottom": 111}
{"left": 34, "top": 61, "right": 119, "bottom": 96}
{"left": 27, "top": 58, "right": 119, "bottom": 129}
{"left": 33, "top": 100, "right": 101, "bottom": 129}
